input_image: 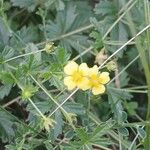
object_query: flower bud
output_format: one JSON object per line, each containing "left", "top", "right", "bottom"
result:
{"left": 43, "top": 117, "right": 56, "bottom": 131}
{"left": 44, "top": 42, "right": 55, "bottom": 54}
{"left": 106, "top": 60, "right": 117, "bottom": 71}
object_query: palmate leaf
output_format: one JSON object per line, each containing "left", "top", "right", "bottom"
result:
{"left": 10, "top": 26, "right": 39, "bottom": 50}
{"left": 43, "top": 1, "right": 93, "bottom": 52}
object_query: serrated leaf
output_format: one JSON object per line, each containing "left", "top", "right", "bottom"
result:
{"left": 0, "top": 18, "right": 11, "bottom": 47}
{"left": 2, "top": 46, "right": 15, "bottom": 60}
{"left": 94, "top": 0, "right": 117, "bottom": 16}
{"left": 107, "top": 88, "right": 124, "bottom": 124}
{"left": 43, "top": 2, "right": 92, "bottom": 52}
{"left": 0, "top": 109, "right": 16, "bottom": 142}
{"left": 27, "top": 100, "right": 53, "bottom": 115}
{"left": 10, "top": 0, "right": 39, "bottom": 12}
{"left": 0, "top": 84, "right": 12, "bottom": 100}
{"left": 25, "top": 43, "right": 41, "bottom": 63}
{"left": 63, "top": 102, "right": 86, "bottom": 115}
{"left": 76, "top": 128, "right": 89, "bottom": 143}
{"left": 53, "top": 110, "right": 63, "bottom": 139}
{"left": 50, "top": 75, "right": 65, "bottom": 91}
{"left": 55, "top": 48, "right": 71, "bottom": 64}
{"left": 0, "top": 71, "right": 14, "bottom": 84}
{"left": 91, "top": 120, "right": 114, "bottom": 139}
{"left": 10, "top": 26, "right": 39, "bottom": 50}
{"left": 124, "top": 101, "right": 138, "bottom": 115}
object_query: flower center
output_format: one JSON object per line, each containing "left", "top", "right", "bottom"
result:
{"left": 89, "top": 74, "right": 100, "bottom": 87}
{"left": 72, "top": 71, "right": 83, "bottom": 82}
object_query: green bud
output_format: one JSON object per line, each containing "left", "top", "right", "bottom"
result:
{"left": 44, "top": 42, "right": 55, "bottom": 54}
{"left": 43, "top": 117, "right": 56, "bottom": 131}
{"left": 106, "top": 60, "right": 117, "bottom": 71}
{"left": 21, "top": 86, "right": 38, "bottom": 100}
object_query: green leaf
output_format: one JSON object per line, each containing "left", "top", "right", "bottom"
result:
{"left": 107, "top": 88, "right": 125, "bottom": 124}
{"left": 90, "top": 31, "right": 103, "bottom": 49}
{"left": 91, "top": 120, "right": 114, "bottom": 138}
{"left": 43, "top": 2, "right": 92, "bottom": 51}
{"left": 2, "top": 46, "right": 15, "bottom": 60}
{"left": 55, "top": 48, "right": 71, "bottom": 65}
{"left": 27, "top": 100, "right": 53, "bottom": 115}
{"left": 25, "top": 43, "right": 41, "bottom": 63}
{"left": 0, "top": 109, "right": 16, "bottom": 142}
{"left": 63, "top": 102, "right": 86, "bottom": 115}
{"left": 50, "top": 75, "right": 64, "bottom": 91}
{"left": 44, "top": 0, "right": 65, "bottom": 11}
{"left": 94, "top": 0, "right": 117, "bottom": 16}
{"left": 0, "top": 18, "right": 11, "bottom": 47}
{"left": 137, "top": 127, "right": 146, "bottom": 139}
{"left": 10, "top": 0, "right": 39, "bottom": 12}
{"left": 44, "top": 141, "right": 53, "bottom": 150}
{"left": 124, "top": 101, "right": 138, "bottom": 116}
{"left": 10, "top": 26, "right": 39, "bottom": 50}
{"left": 53, "top": 110, "right": 63, "bottom": 139}
{"left": 0, "top": 84, "right": 12, "bottom": 100}
{"left": 118, "top": 127, "right": 129, "bottom": 136}
{"left": 76, "top": 128, "right": 89, "bottom": 143}
{"left": 0, "top": 71, "right": 14, "bottom": 84}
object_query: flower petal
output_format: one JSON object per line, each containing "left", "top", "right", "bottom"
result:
{"left": 64, "top": 61, "right": 78, "bottom": 75}
{"left": 92, "top": 85, "right": 105, "bottom": 95}
{"left": 64, "top": 76, "right": 76, "bottom": 90}
{"left": 78, "top": 63, "right": 89, "bottom": 76}
{"left": 77, "top": 77, "right": 90, "bottom": 91}
{"left": 89, "top": 65, "right": 99, "bottom": 77}
{"left": 99, "top": 72, "right": 110, "bottom": 84}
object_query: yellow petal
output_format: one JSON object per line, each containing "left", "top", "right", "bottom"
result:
{"left": 99, "top": 72, "right": 110, "bottom": 84}
{"left": 77, "top": 77, "right": 90, "bottom": 91}
{"left": 64, "top": 61, "right": 78, "bottom": 75}
{"left": 64, "top": 76, "right": 76, "bottom": 90}
{"left": 78, "top": 63, "right": 89, "bottom": 76}
{"left": 92, "top": 85, "right": 105, "bottom": 95}
{"left": 89, "top": 65, "right": 99, "bottom": 77}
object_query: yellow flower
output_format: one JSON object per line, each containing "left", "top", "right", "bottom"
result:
{"left": 64, "top": 61, "right": 90, "bottom": 90}
{"left": 88, "top": 65, "right": 110, "bottom": 95}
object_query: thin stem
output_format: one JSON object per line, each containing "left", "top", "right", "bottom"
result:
{"left": 88, "top": 112, "right": 130, "bottom": 148}
{"left": 37, "top": 24, "right": 94, "bottom": 46}
{"left": 126, "top": 86, "right": 148, "bottom": 90}
{"left": 4, "top": 49, "right": 45, "bottom": 63}
{"left": 28, "top": 98, "right": 46, "bottom": 119}
{"left": 108, "top": 87, "right": 147, "bottom": 94}
{"left": 29, "top": 74, "right": 76, "bottom": 129}
{"left": 9, "top": 72, "right": 46, "bottom": 120}
{"left": 49, "top": 88, "right": 78, "bottom": 117}
{"left": 104, "top": 40, "right": 135, "bottom": 46}
{"left": 98, "top": 24, "right": 150, "bottom": 69}
{"left": 72, "top": 46, "right": 93, "bottom": 61}
{"left": 3, "top": 96, "right": 20, "bottom": 108}
{"left": 102, "top": 0, "right": 137, "bottom": 40}
{"left": 118, "top": 131, "right": 122, "bottom": 150}
{"left": 109, "top": 55, "right": 140, "bottom": 84}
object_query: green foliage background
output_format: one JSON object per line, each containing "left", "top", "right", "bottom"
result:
{"left": 0, "top": 0, "right": 150, "bottom": 149}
